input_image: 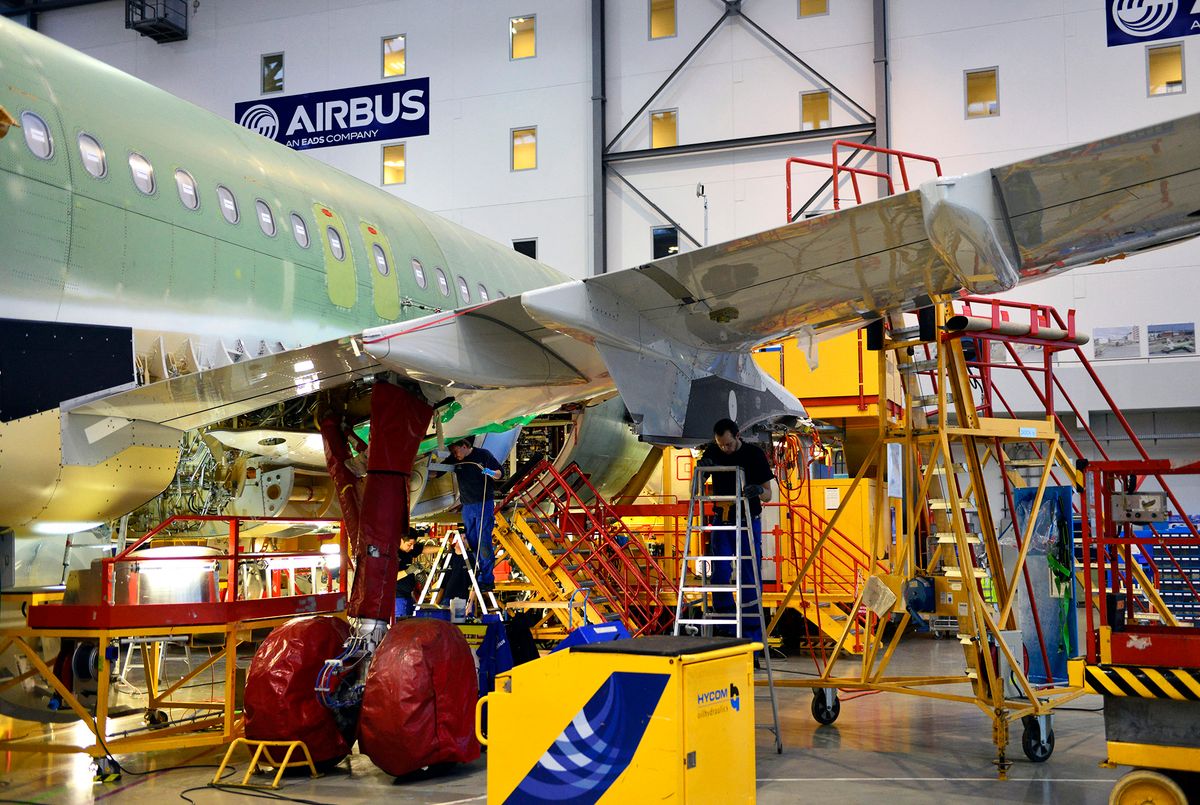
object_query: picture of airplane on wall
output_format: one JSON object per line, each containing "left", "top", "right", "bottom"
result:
{"left": 1148, "top": 322, "right": 1197, "bottom": 356}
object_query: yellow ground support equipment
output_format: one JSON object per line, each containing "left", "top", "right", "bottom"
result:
{"left": 477, "top": 635, "right": 759, "bottom": 803}
{"left": 213, "top": 737, "right": 319, "bottom": 789}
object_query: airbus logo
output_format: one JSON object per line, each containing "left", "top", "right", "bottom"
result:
{"left": 284, "top": 90, "right": 426, "bottom": 137}
{"left": 238, "top": 104, "right": 280, "bottom": 140}
{"left": 1111, "top": 0, "right": 1178, "bottom": 38}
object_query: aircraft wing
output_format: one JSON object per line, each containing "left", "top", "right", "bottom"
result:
{"left": 78, "top": 113, "right": 1200, "bottom": 445}
{"left": 367, "top": 112, "right": 1200, "bottom": 442}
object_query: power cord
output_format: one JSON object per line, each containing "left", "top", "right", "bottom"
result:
{"left": 179, "top": 784, "right": 337, "bottom": 805}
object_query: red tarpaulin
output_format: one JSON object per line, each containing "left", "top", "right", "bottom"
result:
{"left": 358, "top": 618, "right": 481, "bottom": 776}
{"left": 243, "top": 615, "right": 352, "bottom": 764}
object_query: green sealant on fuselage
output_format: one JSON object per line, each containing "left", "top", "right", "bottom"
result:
{"left": 0, "top": 17, "right": 567, "bottom": 350}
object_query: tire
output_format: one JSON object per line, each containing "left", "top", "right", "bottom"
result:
{"left": 1109, "top": 769, "right": 1187, "bottom": 805}
{"left": 1020, "top": 716, "right": 1054, "bottom": 763}
{"left": 810, "top": 691, "right": 840, "bottom": 725}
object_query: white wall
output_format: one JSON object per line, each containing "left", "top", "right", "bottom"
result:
{"left": 38, "top": 0, "right": 593, "bottom": 278}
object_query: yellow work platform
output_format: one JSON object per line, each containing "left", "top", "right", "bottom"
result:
{"left": 478, "top": 635, "right": 759, "bottom": 803}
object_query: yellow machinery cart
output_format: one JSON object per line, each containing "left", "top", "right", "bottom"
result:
{"left": 477, "top": 635, "right": 759, "bottom": 803}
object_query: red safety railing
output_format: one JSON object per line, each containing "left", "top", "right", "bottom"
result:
{"left": 501, "top": 461, "right": 673, "bottom": 635}
{"left": 940, "top": 296, "right": 1200, "bottom": 626}
{"left": 784, "top": 141, "right": 942, "bottom": 221}
{"left": 27, "top": 516, "right": 346, "bottom": 629}
{"left": 1081, "top": 459, "right": 1200, "bottom": 667}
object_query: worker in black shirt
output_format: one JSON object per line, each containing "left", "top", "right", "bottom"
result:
{"left": 447, "top": 436, "right": 502, "bottom": 591}
{"left": 697, "top": 418, "right": 774, "bottom": 645}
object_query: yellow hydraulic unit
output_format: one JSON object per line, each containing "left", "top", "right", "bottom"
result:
{"left": 477, "top": 636, "right": 759, "bottom": 803}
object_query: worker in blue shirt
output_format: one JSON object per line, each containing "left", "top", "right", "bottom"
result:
{"left": 697, "top": 418, "right": 774, "bottom": 647}
{"left": 447, "top": 436, "right": 502, "bottom": 591}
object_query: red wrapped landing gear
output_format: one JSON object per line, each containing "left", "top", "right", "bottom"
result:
{"left": 244, "top": 615, "right": 353, "bottom": 766}
{"left": 358, "top": 618, "right": 480, "bottom": 776}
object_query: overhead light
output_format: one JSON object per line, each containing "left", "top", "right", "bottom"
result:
{"left": 293, "top": 359, "right": 315, "bottom": 373}
{"left": 32, "top": 521, "right": 102, "bottom": 535}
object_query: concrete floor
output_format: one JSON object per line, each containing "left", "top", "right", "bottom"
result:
{"left": 0, "top": 635, "right": 1132, "bottom": 804}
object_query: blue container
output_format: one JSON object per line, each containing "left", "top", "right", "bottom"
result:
{"left": 394, "top": 597, "right": 414, "bottom": 618}
{"left": 415, "top": 606, "right": 451, "bottom": 622}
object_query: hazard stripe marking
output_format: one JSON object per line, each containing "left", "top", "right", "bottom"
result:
{"left": 1085, "top": 666, "right": 1200, "bottom": 699}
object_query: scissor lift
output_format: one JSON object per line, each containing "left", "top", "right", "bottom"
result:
{"left": 1069, "top": 459, "right": 1200, "bottom": 805}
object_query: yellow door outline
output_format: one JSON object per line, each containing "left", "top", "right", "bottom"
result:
{"left": 312, "top": 203, "right": 356, "bottom": 308}
{"left": 359, "top": 220, "right": 400, "bottom": 320}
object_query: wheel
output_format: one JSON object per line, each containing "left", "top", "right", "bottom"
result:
{"left": 144, "top": 709, "right": 168, "bottom": 727}
{"left": 93, "top": 756, "right": 122, "bottom": 782}
{"left": 1021, "top": 716, "right": 1054, "bottom": 763}
{"left": 1109, "top": 769, "right": 1187, "bottom": 805}
{"left": 810, "top": 690, "right": 840, "bottom": 725}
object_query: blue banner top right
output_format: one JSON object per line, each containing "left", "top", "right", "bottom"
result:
{"left": 1107, "top": 0, "right": 1200, "bottom": 46}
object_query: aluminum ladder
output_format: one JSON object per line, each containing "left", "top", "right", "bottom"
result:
{"left": 415, "top": 530, "right": 499, "bottom": 617}
{"left": 673, "top": 464, "right": 782, "bottom": 753}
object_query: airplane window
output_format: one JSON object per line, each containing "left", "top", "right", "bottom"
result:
{"left": 411, "top": 258, "right": 427, "bottom": 288}
{"left": 373, "top": 244, "right": 390, "bottom": 276}
{"left": 496, "top": 290, "right": 507, "bottom": 298}
{"left": 456, "top": 275, "right": 471, "bottom": 302}
{"left": 255, "top": 199, "right": 276, "bottom": 237}
{"left": 291, "top": 213, "right": 310, "bottom": 247}
{"left": 327, "top": 226, "right": 345, "bottom": 260}
{"left": 216, "top": 185, "right": 239, "bottom": 223}
{"left": 477, "top": 284, "right": 490, "bottom": 302}
{"left": 174, "top": 169, "right": 199, "bottom": 210}
{"left": 128, "top": 152, "right": 155, "bottom": 195}
{"left": 20, "top": 112, "right": 52, "bottom": 160}
{"left": 435, "top": 267, "right": 449, "bottom": 296}
{"left": 77, "top": 134, "right": 106, "bottom": 178}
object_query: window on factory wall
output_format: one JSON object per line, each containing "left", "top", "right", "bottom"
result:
{"left": 513, "top": 238, "right": 537, "bottom": 259}
{"left": 382, "top": 34, "right": 406, "bottom": 77}
{"left": 652, "top": 226, "right": 678, "bottom": 259}
{"left": 510, "top": 15, "right": 536, "bottom": 60}
{"left": 801, "top": 90, "right": 830, "bottom": 131}
{"left": 20, "top": 111, "right": 53, "bottom": 159}
{"left": 78, "top": 133, "right": 106, "bottom": 178}
{"left": 255, "top": 200, "right": 276, "bottom": 237}
{"left": 650, "top": 0, "right": 676, "bottom": 39}
{"left": 261, "top": 52, "right": 284, "bottom": 94}
{"left": 382, "top": 143, "right": 406, "bottom": 185}
{"left": 216, "top": 185, "right": 239, "bottom": 223}
{"left": 128, "top": 152, "right": 155, "bottom": 195}
{"left": 512, "top": 127, "right": 537, "bottom": 170}
{"left": 798, "top": 0, "right": 828, "bottom": 18}
{"left": 650, "top": 109, "right": 677, "bottom": 149}
{"left": 965, "top": 67, "right": 999, "bottom": 118}
{"left": 175, "top": 170, "right": 199, "bottom": 210}
{"left": 1148, "top": 43, "right": 1184, "bottom": 96}
{"left": 291, "top": 213, "right": 310, "bottom": 247}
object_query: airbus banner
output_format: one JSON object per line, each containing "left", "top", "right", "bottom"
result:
{"left": 234, "top": 77, "right": 429, "bottom": 150}
{"left": 1107, "top": 0, "right": 1200, "bottom": 46}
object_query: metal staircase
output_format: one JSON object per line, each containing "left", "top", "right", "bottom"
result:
{"left": 496, "top": 460, "right": 673, "bottom": 636}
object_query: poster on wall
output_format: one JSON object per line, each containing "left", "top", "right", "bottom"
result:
{"left": 1148, "top": 322, "right": 1196, "bottom": 355}
{"left": 1093, "top": 325, "right": 1140, "bottom": 358}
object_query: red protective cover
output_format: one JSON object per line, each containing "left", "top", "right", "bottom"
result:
{"left": 349, "top": 381, "right": 433, "bottom": 621}
{"left": 243, "top": 616, "right": 353, "bottom": 764}
{"left": 358, "top": 618, "right": 481, "bottom": 775}
{"left": 319, "top": 413, "right": 363, "bottom": 565}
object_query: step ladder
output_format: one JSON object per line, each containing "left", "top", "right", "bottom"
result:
{"left": 674, "top": 464, "right": 782, "bottom": 754}
{"left": 415, "top": 529, "right": 499, "bottom": 617}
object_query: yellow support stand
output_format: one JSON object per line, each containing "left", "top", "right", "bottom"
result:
{"left": 213, "top": 737, "right": 319, "bottom": 790}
